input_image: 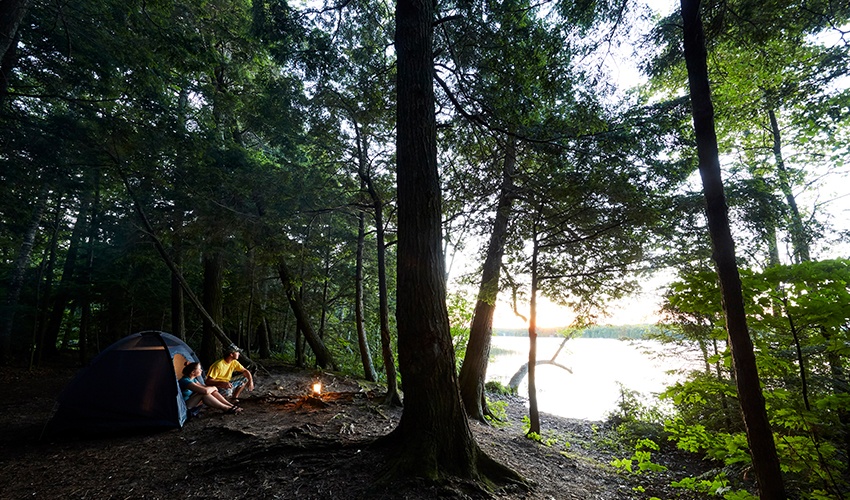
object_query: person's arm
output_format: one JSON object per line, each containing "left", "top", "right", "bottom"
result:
{"left": 233, "top": 360, "right": 254, "bottom": 391}
{"left": 204, "top": 376, "right": 232, "bottom": 389}
{"left": 241, "top": 369, "right": 254, "bottom": 391}
{"left": 186, "top": 379, "right": 215, "bottom": 395}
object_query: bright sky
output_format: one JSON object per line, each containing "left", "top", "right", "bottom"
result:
{"left": 487, "top": 273, "right": 670, "bottom": 329}
{"left": 491, "top": 295, "right": 661, "bottom": 329}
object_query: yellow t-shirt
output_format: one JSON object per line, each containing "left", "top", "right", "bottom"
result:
{"left": 206, "top": 359, "right": 245, "bottom": 382}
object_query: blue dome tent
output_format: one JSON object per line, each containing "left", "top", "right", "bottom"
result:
{"left": 48, "top": 331, "right": 199, "bottom": 435}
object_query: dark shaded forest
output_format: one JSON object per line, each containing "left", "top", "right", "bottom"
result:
{"left": 1, "top": 0, "right": 849, "bottom": 497}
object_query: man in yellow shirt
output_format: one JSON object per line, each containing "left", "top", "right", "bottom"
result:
{"left": 205, "top": 348, "right": 254, "bottom": 401}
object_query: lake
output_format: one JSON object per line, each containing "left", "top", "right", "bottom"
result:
{"left": 486, "top": 336, "right": 699, "bottom": 421}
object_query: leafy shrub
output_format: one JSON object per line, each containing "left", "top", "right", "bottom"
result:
{"left": 484, "top": 380, "right": 516, "bottom": 395}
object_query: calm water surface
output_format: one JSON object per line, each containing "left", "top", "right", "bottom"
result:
{"left": 486, "top": 336, "right": 698, "bottom": 421}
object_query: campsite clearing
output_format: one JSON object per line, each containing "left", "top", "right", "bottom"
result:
{"left": 0, "top": 360, "right": 709, "bottom": 499}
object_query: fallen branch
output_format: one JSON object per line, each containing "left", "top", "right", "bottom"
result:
{"left": 508, "top": 360, "right": 573, "bottom": 391}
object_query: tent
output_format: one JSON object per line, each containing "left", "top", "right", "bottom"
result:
{"left": 48, "top": 331, "right": 199, "bottom": 435}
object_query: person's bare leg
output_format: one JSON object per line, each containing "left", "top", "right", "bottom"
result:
{"left": 232, "top": 384, "right": 245, "bottom": 400}
{"left": 211, "top": 390, "right": 231, "bottom": 406}
{"left": 202, "top": 394, "right": 237, "bottom": 411}
{"left": 186, "top": 394, "right": 204, "bottom": 409}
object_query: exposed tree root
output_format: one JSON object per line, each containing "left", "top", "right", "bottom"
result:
{"left": 371, "top": 428, "right": 528, "bottom": 496}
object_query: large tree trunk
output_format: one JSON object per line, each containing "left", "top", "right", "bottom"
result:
{"left": 277, "top": 259, "right": 337, "bottom": 370}
{"left": 386, "top": 0, "right": 521, "bottom": 485}
{"left": 458, "top": 135, "right": 516, "bottom": 421}
{"left": 200, "top": 251, "right": 224, "bottom": 366}
{"left": 681, "top": 1, "right": 786, "bottom": 497}
{"left": 355, "top": 209, "right": 378, "bottom": 382}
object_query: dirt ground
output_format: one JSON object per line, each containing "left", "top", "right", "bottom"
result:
{"left": 0, "top": 360, "right": 717, "bottom": 499}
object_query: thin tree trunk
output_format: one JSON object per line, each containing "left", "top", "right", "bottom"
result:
{"left": 821, "top": 327, "right": 850, "bottom": 484}
{"left": 0, "top": 186, "right": 48, "bottom": 363}
{"left": 356, "top": 130, "right": 401, "bottom": 405}
{"left": 171, "top": 87, "right": 189, "bottom": 340}
{"left": 0, "top": 29, "right": 18, "bottom": 108}
{"left": 170, "top": 209, "right": 186, "bottom": 340}
{"left": 681, "top": 1, "right": 786, "bottom": 497}
{"left": 42, "top": 195, "right": 91, "bottom": 360}
{"left": 295, "top": 324, "right": 305, "bottom": 367}
{"left": 0, "top": 0, "right": 30, "bottom": 106}
{"left": 355, "top": 208, "right": 378, "bottom": 382}
{"left": 0, "top": 0, "right": 30, "bottom": 61}
{"left": 527, "top": 234, "right": 540, "bottom": 436}
{"left": 277, "top": 259, "right": 337, "bottom": 370}
{"left": 768, "top": 108, "right": 810, "bottom": 263}
{"left": 319, "top": 233, "right": 330, "bottom": 339}
{"left": 458, "top": 135, "right": 517, "bottom": 421}
{"left": 258, "top": 317, "right": 271, "bottom": 359}
{"left": 34, "top": 196, "right": 63, "bottom": 365}
{"left": 78, "top": 172, "right": 101, "bottom": 364}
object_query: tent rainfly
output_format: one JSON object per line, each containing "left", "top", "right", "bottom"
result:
{"left": 48, "top": 331, "right": 199, "bottom": 435}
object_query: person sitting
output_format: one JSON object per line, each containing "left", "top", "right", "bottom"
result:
{"left": 204, "top": 347, "right": 254, "bottom": 402}
{"left": 179, "top": 362, "right": 242, "bottom": 415}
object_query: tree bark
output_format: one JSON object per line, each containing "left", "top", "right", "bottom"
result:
{"left": 78, "top": 172, "right": 101, "bottom": 364}
{"left": 356, "top": 125, "right": 401, "bottom": 406}
{"left": 277, "top": 259, "right": 337, "bottom": 370}
{"left": 41, "top": 194, "right": 91, "bottom": 360}
{"left": 681, "top": 1, "right": 786, "bottom": 497}
{"left": 170, "top": 209, "right": 186, "bottom": 340}
{"left": 257, "top": 317, "right": 271, "bottom": 359}
{"left": 387, "top": 0, "right": 521, "bottom": 485}
{"left": 355, "top": 208, "right": 378, "bottom": 381}
{"left": 768, "top": 108, "right": 810, "bottom": 263}
{"left": 200, "top": 251, "right": 224, "bottom": 366}
{"left": 458, "top": 135, "right": 517, "bottom": 421}
{"left": 527, "top": 234, "right": 540, "bottom": 436}
{"left": 171, "top": 87, "right": 189, "bottom": 340}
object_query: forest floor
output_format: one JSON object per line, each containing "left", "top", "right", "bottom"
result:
{"left": 0, "top": 359, "right": 723, "bottom": 499}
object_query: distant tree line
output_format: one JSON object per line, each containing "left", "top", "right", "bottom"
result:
{"left": 493, "top": 324, "right": 662, "bottom": 339}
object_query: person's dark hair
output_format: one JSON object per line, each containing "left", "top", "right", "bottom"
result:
{"left": 182, "top": 362, "right": 200, "bottom": 377}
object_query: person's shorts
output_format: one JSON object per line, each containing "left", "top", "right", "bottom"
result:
{"left": 218, "top": 375, "right": 247, "bottom": 398}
